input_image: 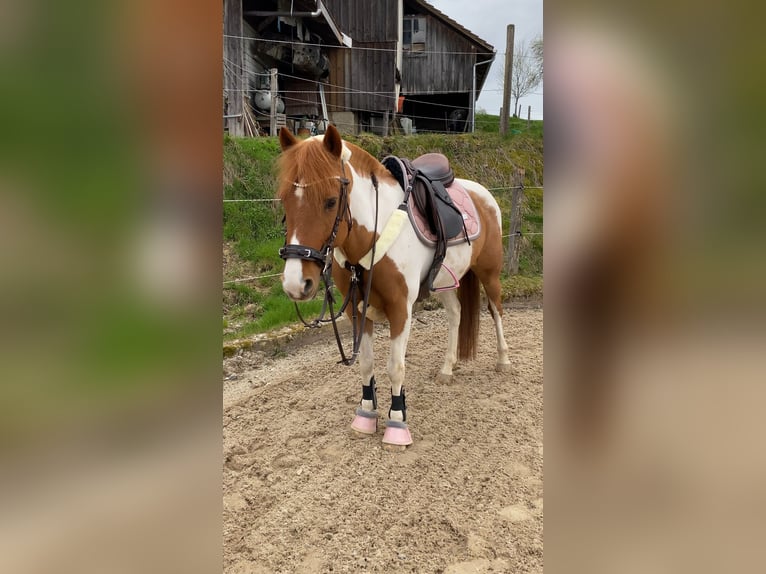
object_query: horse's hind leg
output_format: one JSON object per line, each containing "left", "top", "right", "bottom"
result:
{"left": 480, "top": 273, "right": 511, "bottom": 372}
{"left": 350, "top": 319, "right": 379, "bottom": 435}
{"left": 435, "top": 289, "right": 461, "bottom": 383}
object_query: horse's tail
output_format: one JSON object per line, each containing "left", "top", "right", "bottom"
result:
{"left": 457, "top": 269, "right": 481, "bottom": 360}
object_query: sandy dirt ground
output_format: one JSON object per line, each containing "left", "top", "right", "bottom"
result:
{"left": 223, "top": 304, "right": 543, "bottom": 573}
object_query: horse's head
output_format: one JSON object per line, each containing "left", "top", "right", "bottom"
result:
{"left": 277, "top": 124, "right": 352, "bottom": 301}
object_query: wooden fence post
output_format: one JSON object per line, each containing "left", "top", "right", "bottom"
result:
{"left": 499, "top": 24, "right": 515, "bottom": 135}
{"left": 506, "top": 167, "right": 525, "bottom": 274}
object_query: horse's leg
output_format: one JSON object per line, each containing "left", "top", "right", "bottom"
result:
{"left": 350, "top": 319, "right": 379, "bottom": 435}
{"left": 435, "top": 289, "right": 461, "bottom": 383}
{"left": 382, "top": 305, "right": 414, "bottom": 448}
{"left": 481, "top": 273, "right": 511, "bottom": 372}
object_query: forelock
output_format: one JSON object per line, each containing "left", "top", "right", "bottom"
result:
{"left": 277, "top": 138, "right": 344, "bottom": 209}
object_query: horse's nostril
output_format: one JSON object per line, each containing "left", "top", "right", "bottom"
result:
{"left": 303, "top": 279, "right": 314, "bottom": 295}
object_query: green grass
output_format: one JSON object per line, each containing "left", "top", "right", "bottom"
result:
{"left": 501, "top": 275, "right": 544, "bottom": 299}
{"left": 474, "top": 113, "right": 543, "bottom": 139}
{"left": 223, "top": 118, "right": 543, "bottom": 340}
{"left": 224, "top": 297, "right": 325, "bottom": 341}
{"left": 223, "top": 134, "right": 285, "bottom": 264}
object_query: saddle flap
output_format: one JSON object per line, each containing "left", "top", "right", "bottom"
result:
{"left": 411, "top": 175, "right": 464, "bottom": 240}
{"left": 428, "top": 178, "right": 465, "bottom": 239}
{"left": 408, "top": 179, "right": 481, "bottom": 249}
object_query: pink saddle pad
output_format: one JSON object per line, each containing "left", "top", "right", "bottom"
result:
{"left": 408, "top": 180, "right": 481, "bottom": 247}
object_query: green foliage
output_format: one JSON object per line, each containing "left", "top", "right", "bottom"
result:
{"left": 518, "top": 186, "right": 543, "bottom": 276}
{"left": 223, "top": 134, "right": 284, "bottom": 246}
{"left": 346, "top": 129, "right": 543, "bottom": 190}
{"left": 257, "top": 297, "right": 322, "bottom": 332}
{"left": 474, "top": 113, "right": 500, "bottom": 133}
{"left": 231, "top": 236, "right": 284, "bottom": 271}
{"left": 223, "top": 123, "right": 543, "bottom": 339}
{"left": 225, "top": 297, "right": 324, "bottom": 341}
{"left": 227, "top": 283, "right": 264, "bottom": 311}
{"left": 474, "top": 113, "right": 543, "bottom": 139}
{"left": 501, "top": 275, "right": 544, "bottom": 299}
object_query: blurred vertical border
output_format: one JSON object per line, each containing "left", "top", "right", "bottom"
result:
{"left": 0, "top": 0, "right": 222, "bottom": 572}
{"left": 546, "top": 2, "right": 766, "bottom": 573}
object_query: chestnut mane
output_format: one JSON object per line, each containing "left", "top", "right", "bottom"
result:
{"left": 276, "top": 137, "right": 395, "bottom": 211}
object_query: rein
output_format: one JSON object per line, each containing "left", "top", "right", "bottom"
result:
{"left": 279, "top": 162, "right": 380, "bottom": 366}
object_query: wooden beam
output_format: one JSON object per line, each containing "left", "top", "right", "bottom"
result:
{"left": 269, "top": 68, "right": 278, "bottom": 136}
{"left": 318, "top": 83, "right": 329, "bottom": 126}
{"left": 224, "top": 0, "right": 243, "bottom": 136}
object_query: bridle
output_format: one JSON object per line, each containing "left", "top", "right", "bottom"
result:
{"left": 278, "top": 160, "right": 380, "bottom": 366}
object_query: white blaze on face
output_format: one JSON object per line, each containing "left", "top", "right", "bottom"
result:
{"left": 282, "top": 183, "right": 308, "bottom": 299}
{"left": 282, "top": 231, "right": 307, "bottom": 300}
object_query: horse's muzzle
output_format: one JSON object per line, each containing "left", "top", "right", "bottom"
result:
{"left": 283, "top": 277, "right": 316, "bottom": 301}
{"left": 282, "top": 259, "right": 319, "bottom": 301}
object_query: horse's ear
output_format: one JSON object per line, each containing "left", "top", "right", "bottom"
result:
{"left": 279, "top": 127, "right": 298, "bottom": 151}
{"left": 322, "top": 124, "right": 343, "bottom": 158}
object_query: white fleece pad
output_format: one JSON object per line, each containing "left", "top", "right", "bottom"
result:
{"left": 334, "top": 208, "right": 408, "bottom": 270}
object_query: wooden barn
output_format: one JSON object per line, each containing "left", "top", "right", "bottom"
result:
{"left": 223, "top": 0, "right": 495, "bottom": 135}
{"left": 398, "top": 0, "right": 495, "bottom": 133}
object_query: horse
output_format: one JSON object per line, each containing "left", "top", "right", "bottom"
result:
{"left": 277, "top": 124, "right": 511, "bottom": 448}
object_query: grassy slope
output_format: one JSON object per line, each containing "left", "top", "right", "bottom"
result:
{"left": 223, "top": 115, "right": 543, "bottom": 340}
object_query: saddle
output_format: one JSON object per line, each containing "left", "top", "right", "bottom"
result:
{"left": 382, "top": 153, "right": 471, "bottom": 298}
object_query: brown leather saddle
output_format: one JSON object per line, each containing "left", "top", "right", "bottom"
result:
{"left": 382, "top": 153, "right": 470, "bottom": 298}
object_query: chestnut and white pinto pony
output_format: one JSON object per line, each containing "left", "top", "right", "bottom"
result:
{"left": 277, "top": 124, "right": 510, "bottom": 448}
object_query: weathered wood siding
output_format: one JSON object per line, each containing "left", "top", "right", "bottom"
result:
{"left": 323, "top": 0, "right": 398, "bottom": 113}
{"left": 324, "top": 0, "right": 398, "bottom": 42}
{"left": 282, "top": 77, "right": 320, "bottom": 117}
{"left": 401, "top": 15, "right": 476, "bottom": 94}
{"left": 324, "top": 43, "right": 397, "bottom": 113}
{"left": 348, "top": 42, "right": 396, "bottom": 112}
{"left": 324, "top": 47, "right": 346, "bottom": 111}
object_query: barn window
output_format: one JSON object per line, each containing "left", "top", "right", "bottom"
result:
{"left": 403, "top": 16, "right": 426, "bottom": 52}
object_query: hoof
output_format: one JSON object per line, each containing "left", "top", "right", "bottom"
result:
{"left": 436, "top": 372, "right": 453, "bottom": 384}
{"left": 496, "top": 362, "right": 512, "bottom": 373}
{"left": 350, "top": 408, "right": 377, "bottom": 435}
{"left": 382, "top": 421, "right": 413, "bottom": 447}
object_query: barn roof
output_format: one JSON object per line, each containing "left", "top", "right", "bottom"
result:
{"left": 243, "top": 0, "right": 349, "bottom": 46}
{"left": 407, "top": 0, "right": 495, "bottom": 55}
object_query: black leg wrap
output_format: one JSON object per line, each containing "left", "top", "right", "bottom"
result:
{"left": 389, "top": 388, "right": 407, "bottom": 422}
{"left": 361, "top": 376, "right": 377, "bottom": 410}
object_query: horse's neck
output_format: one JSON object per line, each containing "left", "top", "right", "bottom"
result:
{"left": 346, "top": 162, "right": 403, "bottom": 234}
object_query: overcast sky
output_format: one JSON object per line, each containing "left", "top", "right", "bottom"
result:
{"left": 428, "top": 0, "right": 543, "bottom": 119}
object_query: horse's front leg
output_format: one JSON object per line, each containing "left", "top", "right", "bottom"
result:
{"left": 350, "top": 318, "right": 378, "bottom": 435}
{"left": 382, "top": 306, "right": 414, "bottom": 448}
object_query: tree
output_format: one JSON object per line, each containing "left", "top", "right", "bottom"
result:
{"left": 531, "top": 36, "right": 543, "bottom": 79}
{"left": 506, "top": 38, "right": 542, "bottom": 117}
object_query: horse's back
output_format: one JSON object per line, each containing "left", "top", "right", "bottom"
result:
{"left": 455, "top": 179, "right": 503, "bottom": 230}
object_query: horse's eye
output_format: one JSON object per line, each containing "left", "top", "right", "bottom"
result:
{"left": 324, "top": 197, "right": 338, "bottom": 210}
